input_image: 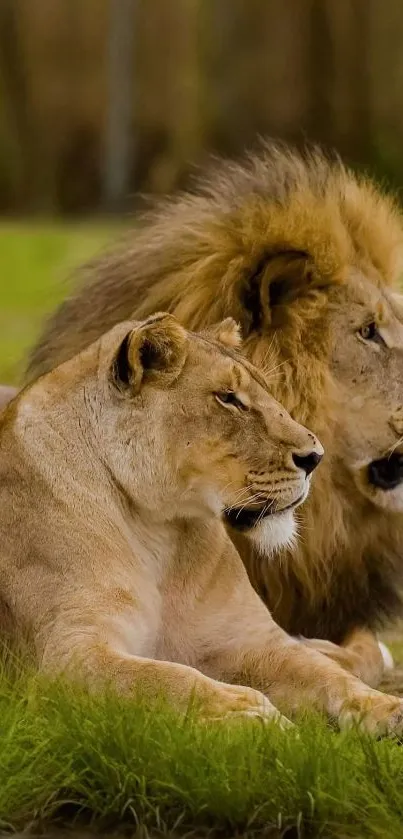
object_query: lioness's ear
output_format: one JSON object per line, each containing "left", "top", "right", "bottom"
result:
{"left": 112, "top": 313, "right": 188, "bottom": 393}
{"left": 204, "top": 318, "right": 243, "bottom": 349}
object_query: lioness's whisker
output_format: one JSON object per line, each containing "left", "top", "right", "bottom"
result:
{"left": 224, "top": 486, "right": 263, "bottom": 510}
{"left": 224, "top": 491, "right": 266, "bottom": 516}
{"left": 387, "top": 435, "right": 403, "bottom": 458}
{"left": 256, "top": 498, "right": 275, "bottom": 526}
{"left": 222, "top": 483, "right": 255, "bottom": 506}
{"left": 235, "top": 497, "right": 263, "bottom": 519}
{"left": 260, "top": 336, "right": 277, "bottom": 370}
{"left": 261, "top": 358, "right": 290, "bottom": 381}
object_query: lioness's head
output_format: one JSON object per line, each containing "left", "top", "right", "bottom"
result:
{"left": 65, "top": 313, "right": 321, "bottom": 553}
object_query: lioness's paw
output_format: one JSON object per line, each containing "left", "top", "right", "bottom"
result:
{"left": 206, "top": 681, "right": 291, "bottom": 727}
{"left": 339, "top": 692, "right": 403, "bottom": 737}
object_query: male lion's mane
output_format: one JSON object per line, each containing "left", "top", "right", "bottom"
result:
{"left": 27, "top": 142, "right": 403, "bottom": 642}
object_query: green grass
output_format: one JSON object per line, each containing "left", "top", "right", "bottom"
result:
{"left": 0, "top": 221, "right": 121, "bottom": 383}
{"left": 1, "top": 222, "right": 403, "bottom": 837}
{"left": 1, "top": 666, "right": 403, "bottom": 839}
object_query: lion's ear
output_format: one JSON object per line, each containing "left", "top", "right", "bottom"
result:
{"left": 203, "top": 318, "right": 243, "bottom": 349}
{"left": 112, "top": 313, "right": 188, "bottom": 393}
{"left": 243, "top": 250, "right": 316, "bottom": 331}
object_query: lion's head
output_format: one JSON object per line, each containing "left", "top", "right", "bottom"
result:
{"left": 239, "top": 262, "right": 403, "bottom": 517}
{"left": 327, "top": 282, "right": 403, "bottom": 511}
{"left": 26, "top": 141, "right": 403, "bottom": 639}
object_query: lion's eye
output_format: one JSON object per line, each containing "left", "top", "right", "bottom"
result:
{"left": 358, "top": 322, "right": 385, "bottom": 345}
{"left": 215, "top": 391, "right": 248, "bottom": 411}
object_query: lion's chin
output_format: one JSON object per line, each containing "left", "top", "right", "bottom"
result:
{"left": 249, "top": 510, "right": 297, "bottom": 557}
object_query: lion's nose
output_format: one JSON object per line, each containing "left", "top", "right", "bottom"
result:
{"left": 292, "top": 450, "right": 323, "bottom": 476}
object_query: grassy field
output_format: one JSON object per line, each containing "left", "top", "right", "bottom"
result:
{"left": 2, "top": 665, "right": 403, "bottom": 839}
{"left": 1, "top": 223, "right": 403, "bottom": 838}
{"left": 0, "top": 221, "right": 120, "bottom": 383}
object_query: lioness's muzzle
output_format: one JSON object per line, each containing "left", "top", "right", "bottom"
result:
{"left": 368, "top": 453, "right": 403, "bottom": 491}
{"left": 224, "top": 495, "right": 303, "bottom": 531}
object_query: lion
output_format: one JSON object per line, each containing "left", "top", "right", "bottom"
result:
{"left": 2, "top": 311, "right": 403, "bottom": 734}
{"left": 26, "top": 142, "right": 403, "bottom": 689}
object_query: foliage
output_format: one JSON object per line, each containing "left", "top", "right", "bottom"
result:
{"left": 1, "top": 660, "right": 403, "bottom": 838}
{"left": 0, "top": 222, "right": 119, "bottom": 382}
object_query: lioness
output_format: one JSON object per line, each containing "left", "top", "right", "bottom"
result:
{"left": 1, "top": 313, "right": 403, "bottom": 732}
{"left": 26, "top": 142, "right": 403, "bottom": 688}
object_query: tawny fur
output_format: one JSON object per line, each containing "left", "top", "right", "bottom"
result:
{"left": 27, "top": 142, "right": 403, "bottom": 687}
{"left": 3, "top": 312, "right": 403, "bottom": 734}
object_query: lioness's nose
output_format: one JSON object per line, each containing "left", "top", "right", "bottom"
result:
{"left": 292, "top": 450, "right": 323, "bottom": 476}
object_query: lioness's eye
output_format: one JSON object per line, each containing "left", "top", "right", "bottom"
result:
{"left": 358, "top": 322, "right": 385, "bottom": 345}
{"left": 215, "top": 391, "right": 248, "bottom": 411}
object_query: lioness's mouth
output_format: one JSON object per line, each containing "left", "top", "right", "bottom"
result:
{"left": 224, "top": 495, "right": 304, "bottom": 531}
{"left": 368, "top": 453, "right": 403, "bottom": 491}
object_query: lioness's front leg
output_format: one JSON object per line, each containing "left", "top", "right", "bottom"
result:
{"left": 236, "top": 633, "right": 403, "bottom": 734}
{"left": 197, "top": 546, "right": 403, "bottom": 735}
{"left": 39, "top": 625, "right": 289, "bottom": 726}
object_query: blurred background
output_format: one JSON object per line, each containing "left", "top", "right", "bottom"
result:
{"left": 1, "top": 0, "right": 403, "bottom": 214}
{"left": 1, "top": 0, "right": 403, "bottom": 380}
